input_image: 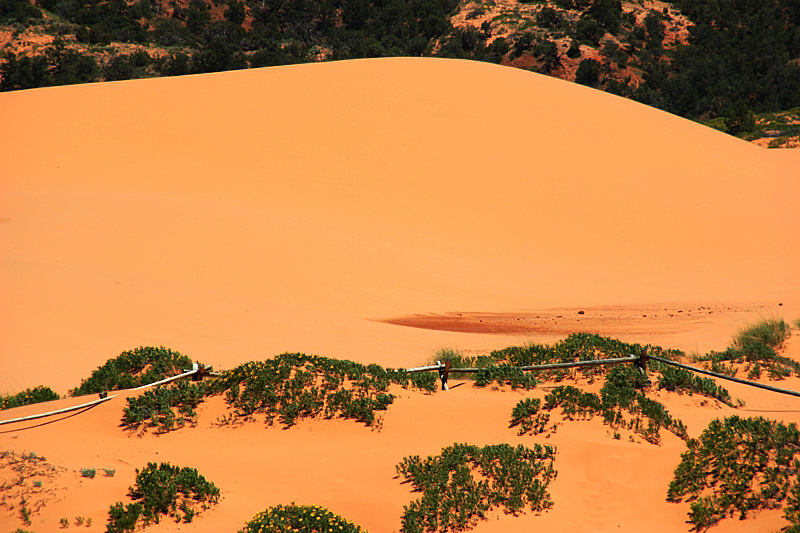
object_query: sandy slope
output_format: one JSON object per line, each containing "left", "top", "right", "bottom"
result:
{"left": 1, "top": 57, "right": 800, "bottom": 532}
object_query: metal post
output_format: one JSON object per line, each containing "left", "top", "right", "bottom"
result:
{"left": 438, "top": 361, "right": 451, "bottom": 391}
{"left": 635, "top": 349, "right": 651, "bottom": 385}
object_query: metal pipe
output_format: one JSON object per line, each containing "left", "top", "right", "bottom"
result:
{"left": 647, "top": 355, "right": 800, "bottom": 399}
{"left": 0, "top": 395, "right": 117, "bottom": 426}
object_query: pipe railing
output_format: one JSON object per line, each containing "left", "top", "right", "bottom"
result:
{"left": 4, "top": 351, "right": 799, "bottom": 426}
{"left": 0, "top": 363, "right": 211, "bottom": 426}
{"left": 404, "top": 353, "right": 800, "bottom": 398}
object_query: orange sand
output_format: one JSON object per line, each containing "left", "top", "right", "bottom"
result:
{"left": 1, "top": 57, "right": 800, "bottom": 532}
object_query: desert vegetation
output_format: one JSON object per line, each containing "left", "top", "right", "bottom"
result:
{"left": 0, "top": 451, "right": 64, "bottom": 526}
{"left": 396, "top": 442, "right": 557, "bottom": 533}
{"left": 706, "top": 107, "right": 800, "bottom": 147}
{"left": 0, "top": 385, "right": 59, "bottom": 410}
{"left": 509, "top": 363, "right": 701, "bottom": 444}
{"left": 122, "top": 353, "right": 436, "bottom": 433}
{"left": 693, "top": 318, "right": 796, "bottom": 379}
{"left": 3, "top": 319, "right": 799, "bottom": 530}
{"left": 239, "top": 504, "right": 367, "bottom": 533}
{"left": 106, "top": 462, "right": 220, "bottom": 532}
{"left": 482, "top": 333, "right": 684, "bottom": 385}
{"left": 668, "top": 415, "right": 800, "bottom": 531}
{"left": 70, "top": 346, "right": 196, "bottom": 396}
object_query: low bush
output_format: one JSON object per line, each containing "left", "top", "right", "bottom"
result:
{"left": 695, "top": 341, "right": 800, "bottom": 380}
{"left": 486, "top": 333, "right": 684, "bottom": 386}
{"left": 513, "top": 365, "right": 689, "bottom": 444}
{"left": 668, "top": 416, "right": 800, "bottom": 530}
{"left": 71, "top": 346, "right": 195, "bottom": 396}
{"left": 396, "top": 442, "right": 557, "bottom": 533}
{"left": 509, "top": 397, "right": 549, "bottom": 435}
{"left": 106, "top": 462, "right": 220, "bottom": 532}
{"left": 655, "top": 365, "right": 732, "bottom": 405}
{"left": 239, "top": 504, "right": 366, "bottom": 533}
{"left": 0, "top": 385, "right": 59, "bottom": 410}
{"left": 474, "top": 364, "right": 539, "bottom": 390}
{"left": 122, "top": 380, "right": 208, "bottom": 433}
{"left": 122, "top": 353, "right": 436, "bottom": 433}
{"left": 214, "top": 354, "right": 431, "bottom": 427}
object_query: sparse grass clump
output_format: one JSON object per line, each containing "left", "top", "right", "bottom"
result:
{"left": 396, "top": 442, "right": 557, "bottom": 533}
{"left": 694, "top": 319, "right": 797, "bottom": 380}
{"left": 735, "top": 318, "right": 791, "bottom": 349}
{"left": 106, "top": 462, "right": 219, "bottom": 532}
{"left": 426, "top": 348, "right": 497, "bottom": 380}
{"left": 0, "top": 385, "right": 60, "bottom": 410}
{"left": 239, "top": 504, "right": 367, "bottom": 533}
{"left": 80, "top": 468, "right": 96, "bottom": 478}
{"left": 0, "top": 451, "right": 64, "bottom": 525}
{"left": 122, "top": 353, "right": 436, "bottom": 433}
{"left": 71, "top": 346, "right": 195, "bottom": 397}
{"left": 668, "top": 416, "right": 800, "bottom": 530}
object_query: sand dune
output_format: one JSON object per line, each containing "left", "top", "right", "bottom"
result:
{"left": 2, "top": 58, "right": 798, "bottom": 392}
{"left": 1, "top": 57, "right": 800, "bottom": 532}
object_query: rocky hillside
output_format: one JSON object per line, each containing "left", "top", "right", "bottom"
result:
{"left": 1, "top": 0, "right": 798, "bottom": 146}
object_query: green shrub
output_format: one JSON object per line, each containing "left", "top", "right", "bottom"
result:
{"left": 489, "top": 333, "right": 683, "bottom": 384}
{"left": 0, "top": 385, "right": 60, "bottom": 410}
{"left": 493, "top": 334, "right": 733, "bottom": 443}
{"left": 239, "top": 504, "right": 366, "bottom": 533}
{"left": 123, "top": 353, "right": 435, "bottom": 433}
{"left": 515, "top": 364, "right": 689, "bottom": 444}
{"left": 72, "top": 346, "right": 195, "bottom": 396}
{"left": 656, "top": 365, "right": 732, "bottom": 405}
{"left": 396, "top": 443, "right": 557, "bottom": 533}
{"left": 215, "top": 355, "right": 413, "bottom": 427}
{"left": 81, "top": 467, "right": 97, "bottom": 478}
{"left": 106, "top": 462, "right": 219, "bottom": 532}
{"left": 509, "top": 397, "right": 549, "bottom": 435}
{"left": 107, "top": 502, "right": 142, "bottom": 533}
{"left": 475, "top": 365, "right": 539, "bottom": 390}
{"left": 695, "top": 319, "right": 799, "bottom": 379}
{"left": 668, "top": 416, "right": 800, "bottom": 530}
{"left": 122, "top": 380, "right": 208, "bottom": 433}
